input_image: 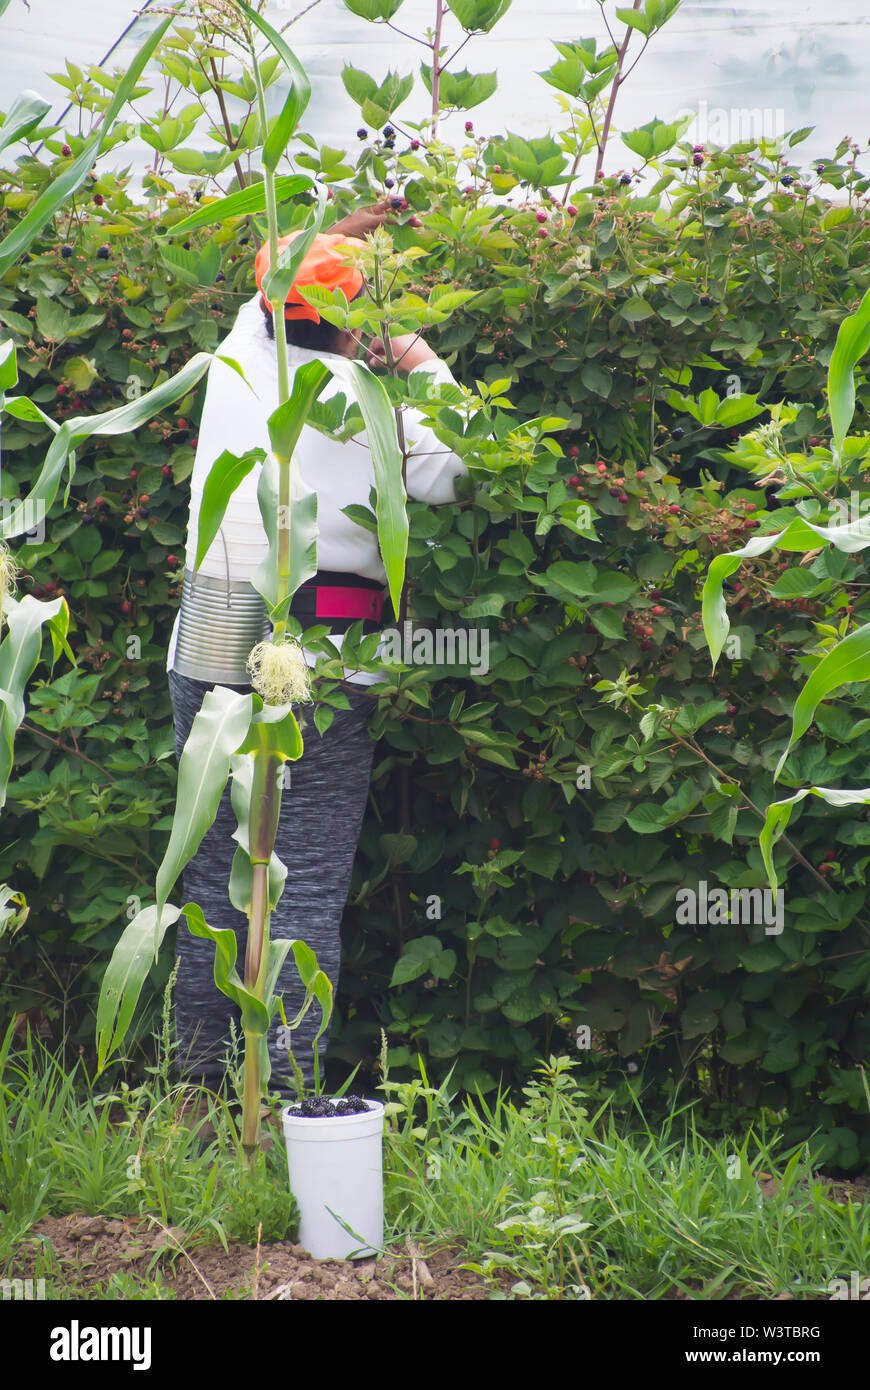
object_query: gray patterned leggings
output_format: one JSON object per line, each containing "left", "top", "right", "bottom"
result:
{"left": 167, "top": 669, "right": 376, "bottom": 1097}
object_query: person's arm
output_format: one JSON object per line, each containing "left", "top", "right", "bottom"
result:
{"left": 328, "top": 197, "right": 396, "bottom": 241}
{"left": 365, "top": 333, "right": 467, "bottom": 503}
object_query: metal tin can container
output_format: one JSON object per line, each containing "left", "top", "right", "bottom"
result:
{"left": 172, "top": 569, "right": 270, "bottom": 686}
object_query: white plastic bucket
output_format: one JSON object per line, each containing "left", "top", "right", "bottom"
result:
{"left": 281, "top": 1099, "right": 385, "bottom": 1260}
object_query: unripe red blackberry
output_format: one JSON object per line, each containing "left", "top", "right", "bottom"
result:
{"left": 61, "top": 144, "right": 72, "bottom": 157}
{"left": 566, "top": 205, "right": 578, "bottom": 216}
{"left": 569, "top": 445, "right": 579, "bottom": 458}
{"left": 535, "top": 210, "right": 547, "bottom": 223}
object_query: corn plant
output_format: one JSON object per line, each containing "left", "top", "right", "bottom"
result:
{"left": 94, "top": 2, "right": 410, "bottom": 1163}
{"left": 701, "top": 286, "right": 870, "bottom": 890}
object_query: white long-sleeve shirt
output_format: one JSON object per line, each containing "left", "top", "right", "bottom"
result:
{"left": 167, "top": 294, "right": 466, "bottom": 683}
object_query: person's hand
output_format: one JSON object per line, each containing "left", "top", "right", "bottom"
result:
{"left": 329, "top": 197, "right": 395, "bottom": 241}
{"left": 366, "top": 332, "right": 439, "bottom": 373}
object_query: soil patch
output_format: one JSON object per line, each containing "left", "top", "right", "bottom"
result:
{"left": 23, "top": 1214, "right": 503, "bottom": 1300}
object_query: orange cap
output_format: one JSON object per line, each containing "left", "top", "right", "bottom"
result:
{"left": 254, "top": 230, "right": 366, "bottom": 322}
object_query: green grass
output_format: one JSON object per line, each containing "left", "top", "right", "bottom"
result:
{"left": 379, "top": 1053, "right": 870, "bottom": 1300}
{"left": 0, "top": 1026, "right": 867, "bottom": 1300}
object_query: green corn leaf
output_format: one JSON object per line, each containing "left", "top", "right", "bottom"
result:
{"left": 282, "top": 938, "right": 333, "bottom": 1042}
{"left": 96, "top": 902, "right": 183, "bottom": 1071}
{"left": 237, "top": 1, "right": 311, "bottom": 163}
{"left": 165, "top": 174, "right": 313, "bottom": 237}
{"left": 702, "top": 513, "right": 870, "bottom": 668}
{"left": 155, "top": 686, "right": 254, "bottom": 916}
{"left": 828, "top": 285, "right": 870, "bottom": 453}
{"left": 0, "top": 595, "right": 71, "bottom": 807}
{"left": 775, "top": 623, "right": 870, "bottom": 781}
{"left": 760, "top": 784, "right": 870, "bottom": 891}
{"left": 262, "top": 178, "right": 327, "bottom": 307}
{"left": 194, "top": 448, "right": 265, "bottom": 571}
{"left": 181, "top": 901, "right": 271, "bottom": 1036}
{"left": 0, "top": 352, "right": 215, "bottom": 541}
{"left": 0, "top": 90, "right": 51, "bottom": 157}
{"left": 259, "top": 362, "right": 331, "bottom": 616}
{"left": 267, "top": 361, "right": 331, "bottom": 461}
{"left": 0, "top": 339, "right": 17, "bottom": 403}
{"left": 0, "top": 15, "right": 174, "bottom": 273}
{"left": 236, "top": 701, "right": 304, "bottom": 760}
{"left": 327, "top": 358, "right": 407, "bottom": 618}
{"left": 228, "top": 752, "right": 288, "bottom": 914}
